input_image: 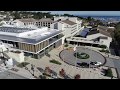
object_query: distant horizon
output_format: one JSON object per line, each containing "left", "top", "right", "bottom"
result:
{"left": 38, "top": 11, "right": 120, "bottom": 16}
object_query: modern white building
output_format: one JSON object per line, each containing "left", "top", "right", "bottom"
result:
{"left": 66, "top": 27, "right": 112, "bottom": 48}
{"left": 53, "top": 16, "right": 83, "bottom": 31}
{"left": 53, "top": 16, "right": 69, "bottom": 21}
{"left": 0, "top": 26, "right": 63, "bottom": 59}
{"left": 51, "top": 19, "right": 78, "bottom": 37}
{"left": 51, "top": 19, "right": 83, "bottom": 37}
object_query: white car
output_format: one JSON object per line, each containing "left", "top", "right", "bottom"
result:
{"left": 94, "top": 62, "right": 102, "bottom": 66}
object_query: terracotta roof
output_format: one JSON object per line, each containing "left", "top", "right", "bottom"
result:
{"left": 17, "top": 18, "right": 36, "bottom": 22}
{"left": 98, "top": 29, "right": 111, "bottom": 37}
{"left": 37, "top": 18, "right": 53, "bottom": 22}
{"left": 88, "top": 29, "right": 111, "bottom": 37}
{"left": 97, "top": 25, "right": 108, "bottom": 30}
{"left": 99, "top": 36, "right": 108, "bottom": 39}
{"left": 61, "top": 19, "right": 77, "bottom": 25}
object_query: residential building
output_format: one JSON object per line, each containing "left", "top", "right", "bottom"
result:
{"left": 13, "top": 18, "right": 37, "bottom": 27}
{"left": 0, "top": 26, "right": 63, "bottom": 59}
{"left": 53, "top": 16, "right": 68, "bottom": 21}
{"left": 36, "top": 18, "right": 54, "bottom": 28}
{"left": 51, "top": 19, "right": 83, "bottom": 38}
{"left": 53, "top": 16, "right": 83, "bottom": 31}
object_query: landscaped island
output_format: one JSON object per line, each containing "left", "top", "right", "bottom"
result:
{"left": 74, "top": 52, "right": 90, "bottom": 59}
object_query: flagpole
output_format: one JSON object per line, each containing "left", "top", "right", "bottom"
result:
{"left": 75, "top": 42, "right": 77, "bottom": 67}
{"left": 63, "top": 44, "right": 64, "bottom": 62}
{"left": 75, "top": 45, "right": 77, "bottom": 67}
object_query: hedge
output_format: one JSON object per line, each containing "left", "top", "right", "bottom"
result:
{"left": 99, "top": 49, "right": 110, "bottom": 53}
{"left": 50, "top": 60, "right": 62, "bottom": 65}
{"left": 105, "top": 68, "right": 113, "bottom": 77}
{"left": 99, "top": 45, "right": 107, "bottom": 49}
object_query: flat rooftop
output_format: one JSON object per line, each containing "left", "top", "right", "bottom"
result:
{"left": 0, "top": 27, "right": 35, "bottom": 33}
{"left": 0, "top": 27, "right": 62, "bottom": 44}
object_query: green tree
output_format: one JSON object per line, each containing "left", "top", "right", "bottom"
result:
{"left": 87, "top": 16, "right": 92, "bottom": 21}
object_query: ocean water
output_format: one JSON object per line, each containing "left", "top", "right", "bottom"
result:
{"left": 80, "top": 16, "right": 120, "bottom": 20}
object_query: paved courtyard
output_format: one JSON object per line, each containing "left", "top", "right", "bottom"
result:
{"left": 23, "top": 45, "right": 111, "bottom": 79}
{"left": 0, "top": 45, "right": 118, "bottom": 79}
{"left": 59, "top": 47, "right": 106, "bottom": 67}
{"left": 0, "top": 71, "right": 27, "bottom": 79}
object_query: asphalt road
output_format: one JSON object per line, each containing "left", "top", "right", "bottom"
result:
{"left": 105, "top": 57, "right": 120, "bottom": 78}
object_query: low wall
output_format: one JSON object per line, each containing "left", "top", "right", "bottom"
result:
{"left": 5, "top": 51, "right": 24, "bottom": 63}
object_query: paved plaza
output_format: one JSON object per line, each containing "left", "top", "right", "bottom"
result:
{"left": 23, "top": 45, "right": 111, "bottom": 79}
{"left": 0, "top": 71, "right": 27, "bottom": 79}
{"left": 59, "top": 47, "right": 106, "bottom": 67}
{"left": 0, "top": 45, "right": 117, "bottom": 79}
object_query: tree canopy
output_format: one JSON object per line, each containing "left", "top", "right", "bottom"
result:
{"left": 114, "top": 22, "right": 120, "bottom": 44}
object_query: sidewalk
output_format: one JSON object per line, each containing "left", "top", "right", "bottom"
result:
{"left": 8, "top": 66, "right": 36, "bottom": 79}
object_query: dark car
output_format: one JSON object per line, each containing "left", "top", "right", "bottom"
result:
{"left": 77, "top": 62, "right": 82, "bottom": 66}
{"left": 90, "top": 61, "right": 97, "bottom": 65}
{"left": 77, "top": 62, "right": 89, "bottom": 68}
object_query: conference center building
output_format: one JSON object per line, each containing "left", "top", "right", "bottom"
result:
{"left": 0, "top": 26, "right": 63, "bottom": 59}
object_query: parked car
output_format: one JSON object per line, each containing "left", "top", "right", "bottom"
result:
{"left": 90, "top": 61, "right": 102, "bottom": 66}
{"left": 77, "top": 62, "right": 89, "bottom": 67}
{"left": 94, "top": 62, "right": 102, "bottom": 66}
{"left": 90, "top": 61, "right": 97, "bottom": 65}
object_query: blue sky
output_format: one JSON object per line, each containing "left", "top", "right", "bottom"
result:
{"left": 40, "top": 11, "right": 120, "bottom": 16}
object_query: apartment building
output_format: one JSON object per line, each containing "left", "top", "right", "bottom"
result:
{"left": 13, "top": 18, "right": 37, "bottom": 27}
{"left": 53, "top": 16, "right": 83, "bottom": 31}
{"left": 36, "top": 18, "right": 54, "bottom": 28}
{"left": 0, "top": 26, "right": 63, "bottom": 59}
{"left": 51, "top": 19, "right": 80, "bottom": 38}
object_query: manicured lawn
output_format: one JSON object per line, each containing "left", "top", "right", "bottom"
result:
{"left": 50, "top": 59, "right": 62, "bottom": 65}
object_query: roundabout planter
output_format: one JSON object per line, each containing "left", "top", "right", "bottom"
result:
{"left": 74, "top": 52, "right": 90, "bottom": 59}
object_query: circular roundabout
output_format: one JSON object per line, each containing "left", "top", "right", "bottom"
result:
{"left": 59, "top": 47, "right": 106, "bottom": 68}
